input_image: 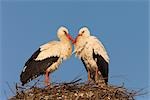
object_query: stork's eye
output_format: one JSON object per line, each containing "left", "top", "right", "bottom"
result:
{"left": 82, "top": 30, "right": 85, "bottom": 33}
{"left": 63, "top": 30, "right": 67, "bottom": 35}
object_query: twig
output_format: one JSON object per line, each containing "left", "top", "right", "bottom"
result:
{"left": 64, "top": 78, "right": 82, "bottom": 85}
{"left": 30, "top": 78, "right": 41, "bottom": 89}
{"left": 70, "top": 69, "right": 85, "bottom": 83}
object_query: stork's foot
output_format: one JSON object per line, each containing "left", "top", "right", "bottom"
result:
{"left": 85, "top": 79, "right": 93, "bottom": 85}
{"left": 88, "top": 76, "right": 92, "bottom": 81}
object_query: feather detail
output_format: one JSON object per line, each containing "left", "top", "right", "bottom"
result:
{"left": 35, "top": 42, "right": 61, "bottom": 61}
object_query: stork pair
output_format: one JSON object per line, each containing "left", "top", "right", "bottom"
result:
{"left": 20, "top": 26, "right": 109, "bottom": 86}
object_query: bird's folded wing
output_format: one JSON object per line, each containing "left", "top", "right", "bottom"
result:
{"left": 20, "top": 56, "right": 59, "bottom": 85}
{"left": 90, "top": 36, "right": 109, "bottom": 63}
{"left": 35, "top": 42, "right": 61, "bottom": 61}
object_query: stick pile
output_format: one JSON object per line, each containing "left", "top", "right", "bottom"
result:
{"left": 9, "top": 79, "right": 137, "bottom": 100}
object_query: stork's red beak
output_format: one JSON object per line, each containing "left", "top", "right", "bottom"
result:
{"left": 73, "top": 34, "right": 81, "bottom": 44}
{"left": 73, "top": 36, "right": 78, "bottom": 44}
{"left": 66, "top": 34, "right": 75, "bottom": 44}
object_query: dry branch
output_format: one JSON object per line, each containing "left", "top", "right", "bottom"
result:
{"left": 9, "top": 79, "right": 141, "bottom": 100}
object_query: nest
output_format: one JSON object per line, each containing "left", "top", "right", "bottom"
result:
{"left": 9, "top": 79, "right": 139, "bottom": 100}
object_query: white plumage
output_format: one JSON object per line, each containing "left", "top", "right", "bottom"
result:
{"left": 35, "top": 41, "right": 61, "bottom": 61}
{"left": 74, "top": 27, "right": 109, "bottom": 84}
{"left": 20, "top": 26, "right": 73, "bottom": 86}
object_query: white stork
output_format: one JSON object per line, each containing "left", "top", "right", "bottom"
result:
{"left": 20, "top": 26, "right": 74, "bottom": 86}
{"left": 73, "top": 27, "right": 109, "bottom": 85}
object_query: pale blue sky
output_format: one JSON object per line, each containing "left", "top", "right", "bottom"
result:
{"left": 0, "top": 0, "right": 149, "bottom": 99}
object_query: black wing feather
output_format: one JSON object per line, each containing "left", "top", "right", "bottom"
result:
{"left": 93, "top": 50, "right": 109, "bottom": 84}
{"left": 81, "top": 57, "right": 88, "bottom": 72}
{"left": 20, "top": 48, "right": 59, "bottom": 85}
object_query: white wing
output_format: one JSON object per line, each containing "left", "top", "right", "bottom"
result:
{"left": 35, "top": 41, "right": 61, "bottom": 61}
{"left": 74, "top": 36, "right": 109, "bottom": 63}
{"left": 88, "top": 36, "right": 109, "bottom": 63}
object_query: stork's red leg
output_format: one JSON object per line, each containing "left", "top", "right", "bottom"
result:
{"left": 95, "top": 67, "right": 98, "bottom": 82}
{"left": 45, "top": 70, "right": 50, "bottom": 86}
{"left": 87, "top": 69, "right": 91, "bottom": 81}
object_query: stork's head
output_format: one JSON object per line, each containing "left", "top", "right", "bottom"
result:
{"left": 57, "top": 26, "right": 74, "bottom": 43}
{"left": 74, "top": 27, "right": 90, "bottom": 44}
